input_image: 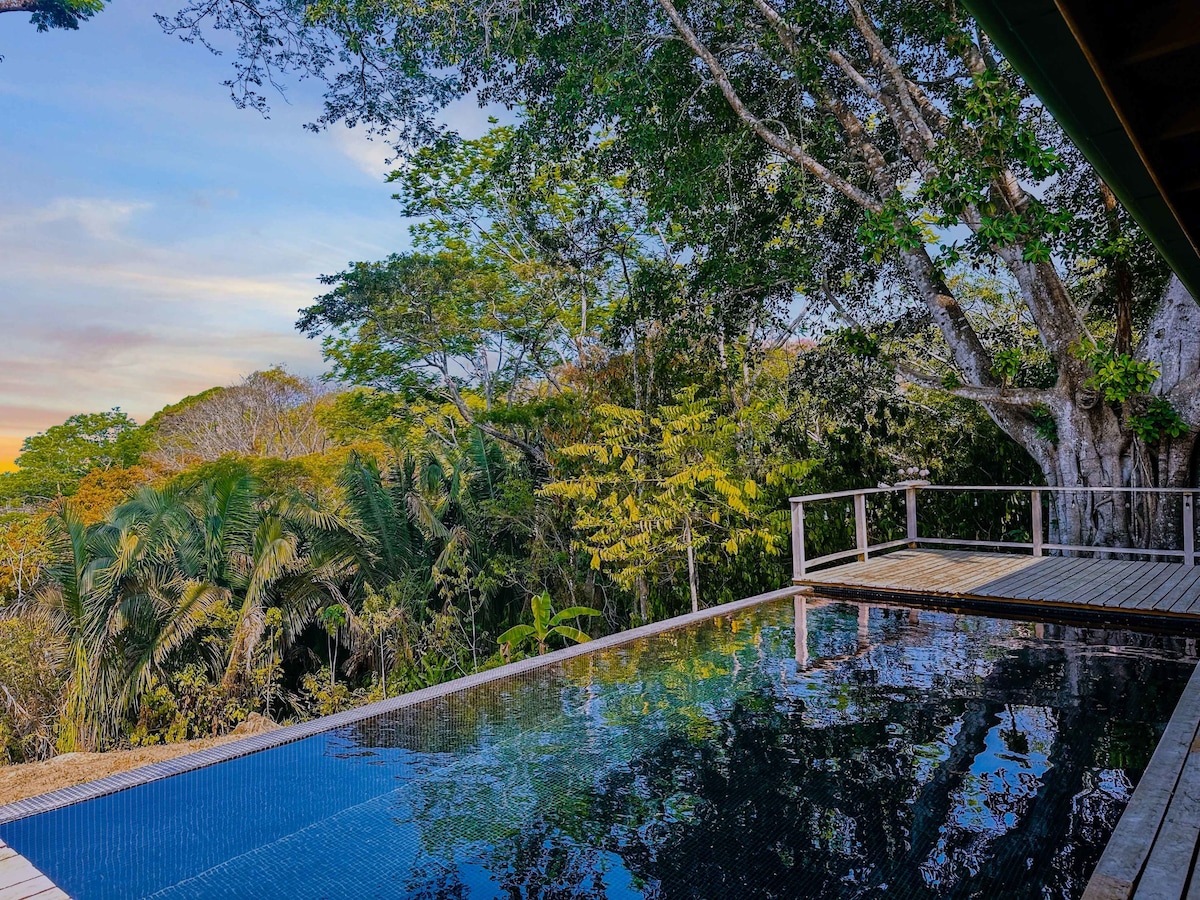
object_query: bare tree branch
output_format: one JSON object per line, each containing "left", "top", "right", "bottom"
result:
{"left": 896, "top": 362, "right": 1048, "bottom": 407}
{"left": 655, "top": 0, "right": 883, "bottom": 213}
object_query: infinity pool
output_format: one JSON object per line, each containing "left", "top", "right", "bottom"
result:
{"left": 1, "top": 597, "right": 1194, "bottom": 899}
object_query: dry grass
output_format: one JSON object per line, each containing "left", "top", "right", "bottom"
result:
{"left": 0, "top": 715, "right": 281, "bottom": 807}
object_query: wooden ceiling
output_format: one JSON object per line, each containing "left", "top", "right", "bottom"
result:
{"left": 1058, "top": 0, "right": 1200, "bottom": 265}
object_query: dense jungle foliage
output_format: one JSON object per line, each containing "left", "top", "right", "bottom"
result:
{"left": 20, "top": 0, "right": 1192, "bottom": 760}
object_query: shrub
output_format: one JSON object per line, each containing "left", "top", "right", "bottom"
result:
{"left": 0, "top": 615, "right": 67, "bottom": 764}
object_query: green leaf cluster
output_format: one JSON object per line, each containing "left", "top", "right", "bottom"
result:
{"left": 1129, "top": 399, "right": 1189, "bottom": 444}
{"left": 1076, "top": 339, "right": 1161, "bottom": 403}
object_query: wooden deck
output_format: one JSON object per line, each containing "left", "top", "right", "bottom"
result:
{"left": 0, "top": 840, "right": 66, "bottom": 900}
{"left": 797, "top": 548, "right": 1200, "bottom": 619}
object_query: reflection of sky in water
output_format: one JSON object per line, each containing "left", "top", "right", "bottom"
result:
{"left": 1, "top": 599, "right": 1195, "bottom": 900}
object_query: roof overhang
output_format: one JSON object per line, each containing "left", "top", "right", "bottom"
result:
{"left": 963, "top": 0, "right": 1200, "bottom": 301}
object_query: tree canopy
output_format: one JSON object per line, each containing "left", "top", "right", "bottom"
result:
{"left": 0, "top": 0, "right": 104, "bottom": 31}
{"left": 0, "top": 409, "right": 143, "bottom": 503}
{"left": 164, "top": 0, "right": 1197, "bottom": 546}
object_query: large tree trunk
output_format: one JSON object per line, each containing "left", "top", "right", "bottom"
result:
{"left": 978, "top": 276, "right": 1200, "bottom": 550}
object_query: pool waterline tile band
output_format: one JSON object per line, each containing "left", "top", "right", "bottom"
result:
{"left": 0, "top": 584, "right": 808, "bottom": 827}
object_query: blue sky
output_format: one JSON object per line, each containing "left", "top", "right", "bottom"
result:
{"left": 0, "top": 3, "right": 490, "bottom": 468}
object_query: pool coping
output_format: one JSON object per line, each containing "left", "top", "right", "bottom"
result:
{"left": 0, "top": 585, "right": 808, "bottom": 827}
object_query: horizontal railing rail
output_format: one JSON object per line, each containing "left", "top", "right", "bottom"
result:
{"left": 789, "top": 482, "right": 1197, "bottom": 579}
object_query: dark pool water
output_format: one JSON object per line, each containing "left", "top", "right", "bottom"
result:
{"left": 2, "top": 598, "right": 1195, "bottom": 900}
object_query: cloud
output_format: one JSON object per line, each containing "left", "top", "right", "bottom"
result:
{"left": 27, "top": 197, "right": 153, "bottom": 240}
{"left": 331, "top": 129, "right": 397, "bottom": 181}
{"left": 0, "top": 195, "right": 333, "bottom": 451}
{"left": 0, "top": 7, "right": 423, "bottom": 459}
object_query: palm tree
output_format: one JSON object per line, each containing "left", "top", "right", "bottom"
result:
{"left": 37, "top": 471, "right": 354, "bottom": 750}
{"left": 31, "top": 442, "right": 533, "bottom": 752}
{"left": 38, "top": 495, "right": 225, "bottom": 751}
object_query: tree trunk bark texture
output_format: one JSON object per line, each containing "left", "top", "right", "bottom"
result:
{"left": 995, "top": 277, "right": 1200, "bottom": 551}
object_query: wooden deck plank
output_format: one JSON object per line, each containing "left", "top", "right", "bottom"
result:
{"left": 798, "top": 549, "right": 1200, "bottom": 622}
{"left": 809, "top": 551, "right": 956, "bottom": 588}
{"left": 1115, "top": 565, "right": 1181, "bottom": 611}
{"left": 1114, "top": 563, "right": 1182, "bottom": 609}
{"left": 896, "top": 554, "right": 982, "bottom": 590}
{"left": 851, "top": 555, "right": 954, "bottom": 586}
{"left": 1074, "top": 561, "right": 1165, "bottom": 608}
{"left": 955, "top": 567, "right": 1033, "bottom": 594}
{"left": 1045, "top": 559, "right": 1143, "bottom": 605}
{"left": 0, "top": 841, "right": 65, "bottom": 900}
{"left": 1168, "top": 575, "right": 1200, "bottom": 614}
{"left": 803, "top": 550, "right": 923, "bottom": 583}
{"left": 1135, "top": 730, "right": 1200, "bottom": 899}
{"left": 909, "top": 553, "right": 1034, "bottom": 593}
{"left": 1122, "top": 565, "right": 1195, "bottom": 611}
{"left": 807, "top": 550, "right": 993, "bottom": 591}
{"left": 980, "top": 563, "right": 1086, "bottom": 604}
{"left": 0, "top": 878, "right": 55, "bottom": 900}
{"left": 1182, "top": 588, "right": 1200, "bottom": 617}
{"left": 1024, "top": 559, "right": 1117, "bottom": 602}
{"left": 1163, "top": 575, "right": 1200, "bottom": 613}
{"left": 1086, "top": 560, "right": 1166, "bottom": 603}
{"left": 976, "top": 557, "right": 1091, "bottom": 598}
{"left": 1146, "top": 568, "right": 1200, "bottom": 612}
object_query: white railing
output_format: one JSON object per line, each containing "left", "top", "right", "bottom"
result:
{"left": 789, "top": 482, "right": 1197, "bottom": 579}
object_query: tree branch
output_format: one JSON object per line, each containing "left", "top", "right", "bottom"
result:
{"left": 827, "top": 48, "right": 883, "bottom": 103}
{"left": 843, "top": 0, "right": 936, "bottom": 150}
{"left": 898, "top": 243, "right": 998, "bottom": 386}
{"left": 896, "top": 362, "right": 1048, "bottom": 407}
{"left": 655, "top": 0, "right": 882, "bottom": 212}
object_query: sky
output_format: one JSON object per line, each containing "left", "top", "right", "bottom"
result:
{"left": 0, "top": 3, "right": 491, "bottom": 470}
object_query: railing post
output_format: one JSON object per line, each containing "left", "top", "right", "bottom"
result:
{"left": 854, "top": 492, "right": 868, "bottom": 561}
{"left": 1031, "top": 489, "right": 1043, "bottom": 557}
{"left": 791, "top": 500, "right": 806, "bottom": 579}
{"left": 905, "top": 485, "right": 919, "bottom": 547}
{"left": 1185, "top": 493, "right": 1195, "bottom": 567}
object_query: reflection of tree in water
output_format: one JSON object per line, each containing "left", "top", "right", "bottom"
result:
{"left": 348, "top": 603, "right": 1192, "bottom": 900}
{"left": 495, "top": 828, "right": 618, "bottom": 900}
{"left": 583, "top": 643, "right": 1185, "bottom": 900}
{"left": 401, "top": 827, "right": 618, "bottom": 900}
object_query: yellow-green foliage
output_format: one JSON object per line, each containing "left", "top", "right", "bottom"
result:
{"left": 68, "top": 466, "right": 153, "bottom": 525}
{"left": 128, "top": 664, "right": 254, "bottom": 745}
{"left": 542, "top": 388, "right": 795, "bottom": 597}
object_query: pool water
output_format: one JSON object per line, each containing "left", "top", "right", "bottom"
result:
{"left": 2, "top": 598, "right": 1195, "bottom": 900}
